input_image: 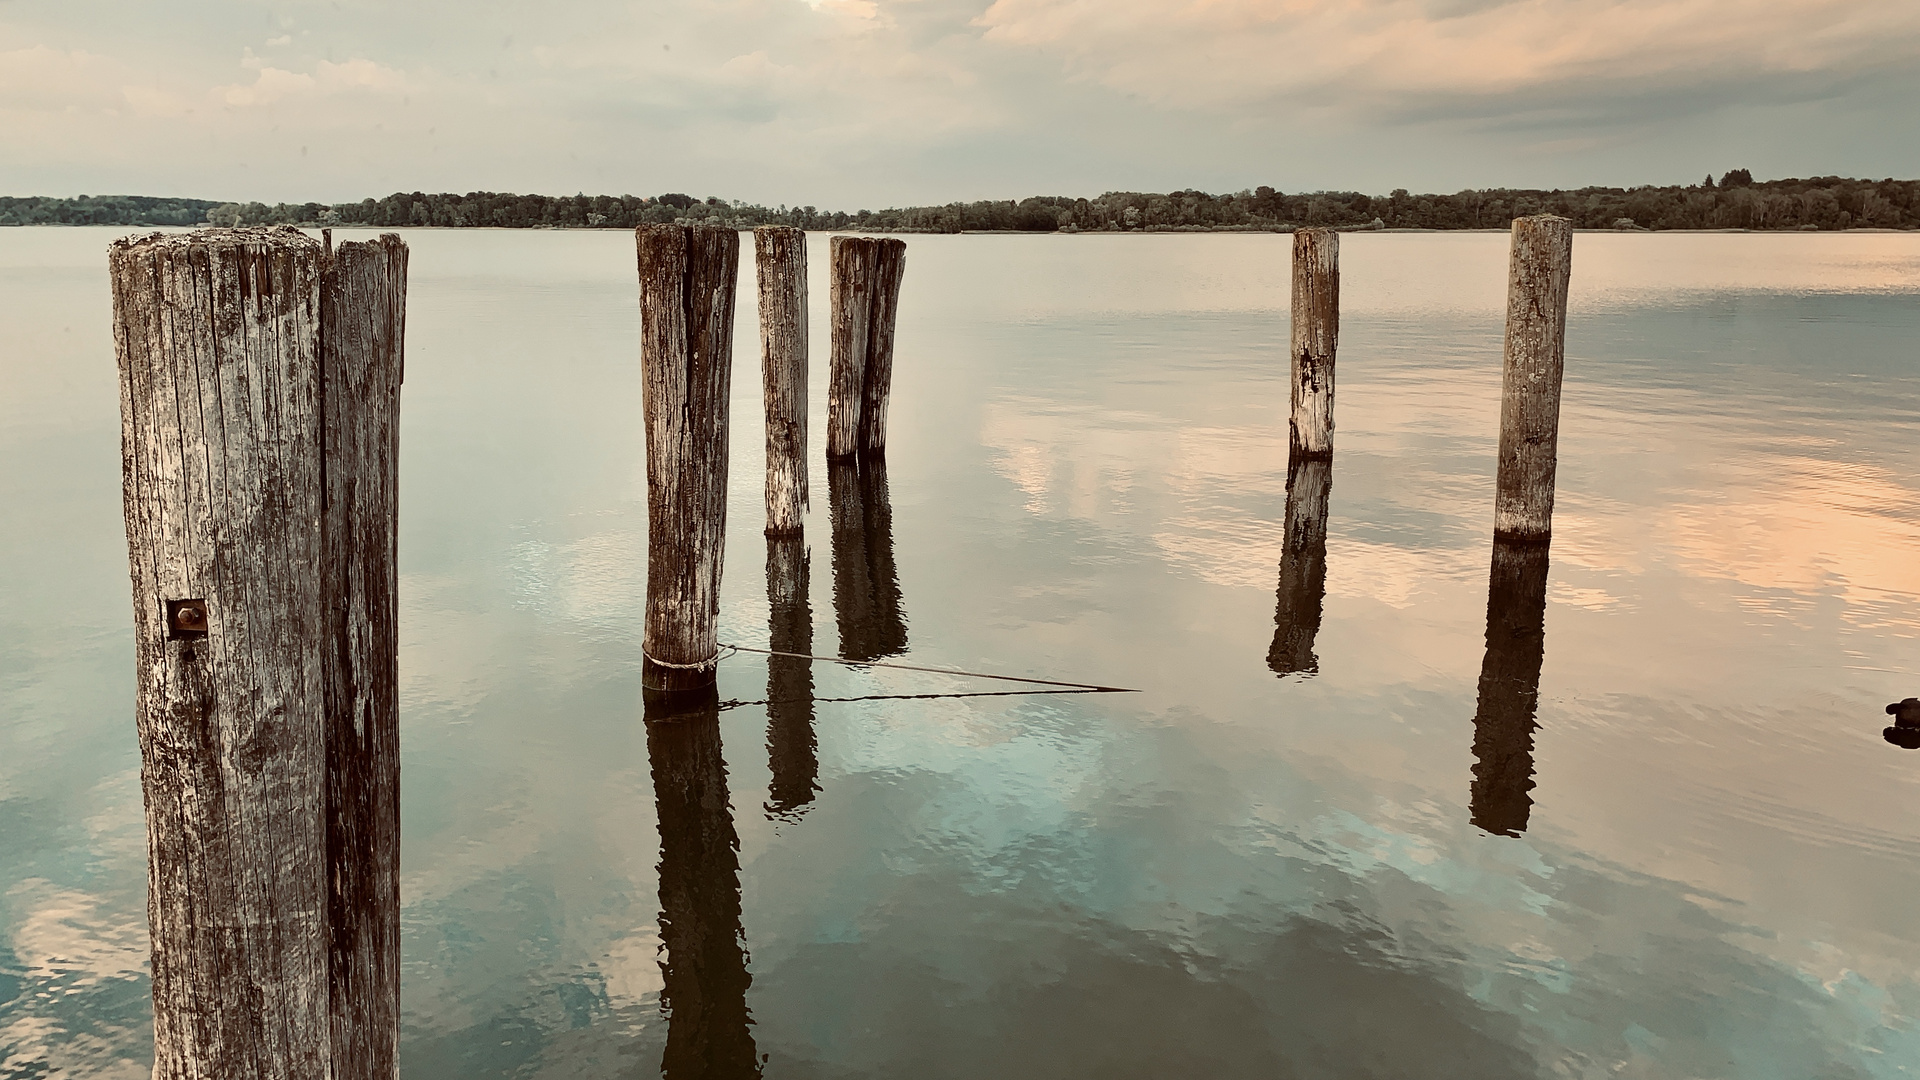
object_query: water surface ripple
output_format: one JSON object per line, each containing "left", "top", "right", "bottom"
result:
{"left": 2, "top": 229, "right": 1917, "bottom": 1079}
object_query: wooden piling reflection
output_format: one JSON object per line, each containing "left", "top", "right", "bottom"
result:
{"left": 1269, "top": 458, "right": 1333, "bottom": 676}
{"left": 828, "top": 458, "right": 908, "bottom": 661}
{"left": 765, "top": 535, "right": 819, "bottom": 819}
{"left": 645, "top": 688, "right": 761, "bottom": 1080}
{"left": 1469, "top": 541, "right": 1551, "bottom": 837}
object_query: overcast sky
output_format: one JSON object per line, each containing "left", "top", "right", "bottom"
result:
{"left": 4, "top": 0, "right": 1919, "bottom": 205}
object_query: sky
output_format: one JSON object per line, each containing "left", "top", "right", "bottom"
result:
{"left": 4, "top": 0, "right": 1920, "bottom": 206}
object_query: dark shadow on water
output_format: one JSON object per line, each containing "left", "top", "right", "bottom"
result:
{"left": 645, "top": 689, "right": 762, "bottom": 1080}
{"left": 1470, "top": 540, "right": 1551, "bottom": 837}
{"left": 829, "top": 457, "right": 908, "bottom": 662}
{"left": 764, "top": 536, "right": 819, "bottom": 820}
{"left": 1270, "top": 457, "right": 1332, "bottom": 677}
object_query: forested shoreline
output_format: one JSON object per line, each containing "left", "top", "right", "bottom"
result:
{"left": 6, "top": 171, "right": 1916, "bottom": 232}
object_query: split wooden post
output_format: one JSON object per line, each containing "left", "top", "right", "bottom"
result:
{"left": 321, "top": 233, "right": 407, "bottom": 1080}
{"left": 1269, "top": 457, "right": 1332, "bottom": 676}
{"left": 756, "top": 226, "right": 808, "bottom": 536}
{"left": 827, "top": 236, "right": 874, "bottom": 460}
{"left": 1289, "top": 228, "right": 1338, "bottom": 460}
{"left": 827, "top": 236, "right": 907, "bottom": 459}
{"left": 1493, "top": 215, "right": 1574, "bottom": 542}
{"left": 637, "top": 224, "right": 739, "bottom": 694}
{"left": 859, "top": 239, "right": 907, "bottom": 456}
{"left": 1470, "top": 541, "right": 1551, "bottom": 836}
{"left": 110, "top": 226, "right": 406, "bottom": 1080}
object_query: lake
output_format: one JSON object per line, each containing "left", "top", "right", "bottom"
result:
{"left": 3, "top": 227, "right": 1919, "bottom": 1079}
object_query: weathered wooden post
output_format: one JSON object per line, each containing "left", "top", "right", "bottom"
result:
{"left": 859, "top": 239, "right": 907, "bottom": 456}
{"left": 110, "top": 226, "right": 405, "bottom": 1079}
{"left": 1470, "top": 541, "right": 1551, "bottom": 836}
{"left": 756, "top": 226, "right": 808, "bottom": 536}
{"left": 638, "top": 224, "right": 739, "bottom": 694}
{"left": 1493, "top": 215, "right": 1574, "bottom": 542}
{"left": 1269, "top": 457, "right": 1332, "bottom": 676}
{"left": 827, "top": 236, "right": 874, "bottom": 460}
{"left": 645, "top": 687, "right": 761, "bottom": 1078}
{"left": 1289, "top": 228, "right": 1338, "bottom": 460}
{"left": 765, "top": 535, "right": 819, "bottom": 818}
{"left": 322, "top": 233, "right": 407, "bottom": 1080}
{"left": 828, "top": 458, "right": 908, "bottom": 660}
{"left": 827, "top": 236, "right": 907, "bottom": 459}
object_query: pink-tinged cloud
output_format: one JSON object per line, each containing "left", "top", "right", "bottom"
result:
{"left": 976, "top": 0, "right": 1920, "bottom": 116}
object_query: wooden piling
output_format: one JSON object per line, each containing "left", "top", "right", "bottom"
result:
{"left": 321, "top": 234, "right": 407, "bottom": 1080}
{"left": 637, "top": 224, "right": 739, "bottom": 693}
{"left": 827, "top": 236, "right": 907, "bottom": 459}
{"left": 765, "top": 535, "right": 819, "bottom": 818}
{"left": 1469, "top": 541, "right": 1550, "bottom": 836}
{"left": 826, "top": 236, "right": 874, "bottom": 460}
{"left": 110, "top": 226, "right": 406, "bottom": 1079}
{"left": 859, "top": 239, "right": 907, "bottom": 456}
{"left": 644, "top": 687, "right": 761, "bottom": 1078}
{"left": 1493, "top": 215, "right": 1574, "bottom": 542}
{"left": 1289, "top": 228, "right": 1338, "bottom": 460}
{"left": 756, "top": 226, "right": 808, "bottom": 536}
{"left": 1269, "top": 458, "right": 1332, "bottom": 676}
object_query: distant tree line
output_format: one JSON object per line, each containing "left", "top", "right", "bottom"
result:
{"left": 0, "top": 195, "right": 218, "bottom": 227}
{"left": 6, "top": 172, "right": 1917, "bottom": 232}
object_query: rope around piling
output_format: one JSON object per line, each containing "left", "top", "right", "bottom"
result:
{"left": 642, "top": 647, "right": 729, "bottom": 671}
{"left": 718, "top": 643, "right": 1138, "bottom": 694}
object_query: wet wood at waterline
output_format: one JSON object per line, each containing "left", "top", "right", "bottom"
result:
{"left": 827, "top": 235, "right": 907, "bottom": 459}
{"left": 1289, "top": 228, "right": 1339, "bottom": 459}
{"left": 1494, "top": 215, "right": 1574, "bottom": 542}
{"left": 638, "top": 224, "right": 739, "bottom": 693}
{"left": 110, "top": 226, "right": 406, "bottom": 1080}
{"left": 756, "top": 226, "right": 808, "bottom": 536}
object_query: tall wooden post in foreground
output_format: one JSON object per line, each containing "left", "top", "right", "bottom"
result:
{"left": 827, "top": 236, "right": 906, "bottom": 459}
{"left": 323, "top": 233, "right": 407, "bottom": 1080}
{"left": 1289, "top": 228, "right": 1338, "bottom": 460}
{"left": 756, "top": 226, "right": 808, "bottom": 536}
{"left": 110, "top": 226, "right": 405, "bottom": 1079}
{"left": 1493, "top": 215, "right": 1573, "bottom": 542}
{"left": 638, "top": 224, "right": 739, "bottom": 693}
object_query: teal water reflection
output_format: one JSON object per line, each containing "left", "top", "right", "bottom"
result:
{"left": 3, "top": 229, "right": 1918, "bottom": 1078}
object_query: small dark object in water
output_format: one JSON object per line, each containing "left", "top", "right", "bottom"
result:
{"left": 1883, "top": 698, "right": 1920, "bottom": 749}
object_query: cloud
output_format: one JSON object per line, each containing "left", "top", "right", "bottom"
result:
{"left": 974, "top": 0, "right": 1920, "bottom": 121}
{"left": 219, "top": 55, "right": 408, "bottom": 106}
{"left": 0, "top": 44, "right": 126, "bottom": 110}
{"left": 0, "top": 0, "right": 1917, "bottom": 202}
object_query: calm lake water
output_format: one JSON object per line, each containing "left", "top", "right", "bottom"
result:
{"left": 3, "top": 227, "right": 1919, "bottom": 1079}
